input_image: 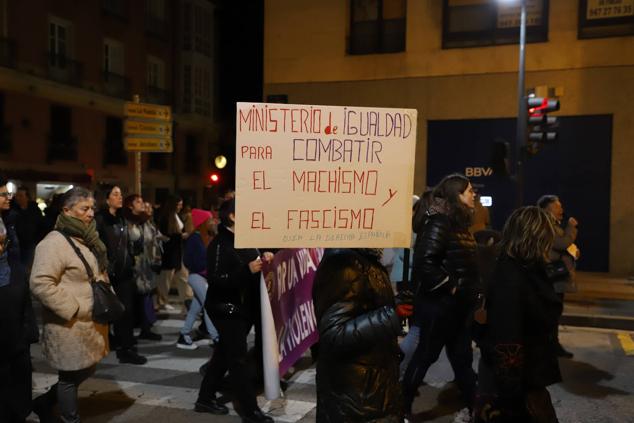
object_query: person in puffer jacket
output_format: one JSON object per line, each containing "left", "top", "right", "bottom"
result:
{"left": 313, "top": 248, "right": 403, "bottom": 423}
{"left": 401, "top": 173, "right": 479, "bottom": 419}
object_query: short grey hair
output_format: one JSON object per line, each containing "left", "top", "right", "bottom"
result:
{"left": 62, "top": 187, "right": 94, "bottom": 209}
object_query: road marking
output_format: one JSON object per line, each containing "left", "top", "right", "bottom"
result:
{"left": 32, "top": 372, "right": 315, "bottom": 423}
{"left": 617, "top": 332, "right": 634, "bottom": 356}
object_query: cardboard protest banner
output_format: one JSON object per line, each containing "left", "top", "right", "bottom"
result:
{"left": 235, "top": 102, "right": 417, "bottom": 248}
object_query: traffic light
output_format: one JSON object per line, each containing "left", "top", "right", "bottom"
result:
{"left": 527, "top": 97, "right": 560, "bottom": 143}
{"left": 209, "top": 172, "right": 220, "bottom": 184}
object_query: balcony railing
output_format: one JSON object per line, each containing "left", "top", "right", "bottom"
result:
{"left": 48, "top": 134, "right": 78, "bottom": 162}
{"left": 0, "top": 38, "right": 16, "bottom": 68}
{"left": 101, "top": 0, "right": 128, "bottom": 20}
{"left": 103, "top": 71, "right": 131, "bottom": 100}
{"left": 146, "top": 14, "right": 169, "bottom": 40}
{"left": 46, "top": 52, "right": 83, "bottom": 86}
{"left": 146, "top": 85, "right": 171, "bottom": 105}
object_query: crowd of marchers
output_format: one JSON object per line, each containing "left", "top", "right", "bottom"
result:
{"left": 312, "top": 173, "right": 579, "bottom": 423}
{"left": 0, "top": 181, "right": 276, "bottom": 423}
{"left": 0, "top": 172, "right": 580, "bottom": 423}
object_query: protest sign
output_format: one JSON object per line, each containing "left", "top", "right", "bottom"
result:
{"left": 235, "top": 102, "right": 417, "bottom": 248}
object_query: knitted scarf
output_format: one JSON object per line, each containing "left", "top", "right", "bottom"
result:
{"left": 55, "top": 214, "right": 109, "bottom": 272}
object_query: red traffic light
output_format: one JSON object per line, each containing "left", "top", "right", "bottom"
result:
{"left": 209, "top": 173, "right": 219, "bottom": 183}
{"left": 527, "top": 97, "right": 560, "bottom": 113}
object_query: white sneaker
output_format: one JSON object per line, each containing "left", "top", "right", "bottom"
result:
{"left": 453, "top": 407, "right": 472, "bottom": 423}
{"left": 163, "top": 304, "right": 176, "bottom": 311}
{"left": 176, "top": 334, "right": 198, "bottom": 350}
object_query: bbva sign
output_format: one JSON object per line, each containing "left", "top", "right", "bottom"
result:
{"left": 465, "top": 167, "right": 494, "bottom": 177}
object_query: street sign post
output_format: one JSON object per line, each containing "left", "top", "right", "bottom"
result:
{"left": 124, "top": 102, "right": 171, "bottom": 121}
{"left": 124, "top": 97, "right": 173, "bottom": 194}
{"left": 124, "top": 120, "right": 172, "bottom": 137}
{"left": 123, "top": 101, "right": 173, "bottom": 153}
{"left": 124, "top": 137, "right": 173, "bottom": 152}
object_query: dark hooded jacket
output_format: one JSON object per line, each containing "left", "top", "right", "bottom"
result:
{"left": 475, "top": 254, "right": 562, "bottom": 421}
{"left": 312, "top": 249, "right": 402, "bottom": 423}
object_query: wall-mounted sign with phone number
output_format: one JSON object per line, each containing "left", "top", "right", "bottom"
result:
{"left": 587, "top": 0, "right": 634, "bottom": 20}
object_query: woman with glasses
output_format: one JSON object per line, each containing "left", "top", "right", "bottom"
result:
{"left": 0, "top": 179, "right": 34, "bottom": 422}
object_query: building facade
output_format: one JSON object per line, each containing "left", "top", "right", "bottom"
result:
{"left": 0, "top": 0, "right": 218, "bottom": 206}
{"left": 263, "top": 0, "right": 634, "bottom": 274}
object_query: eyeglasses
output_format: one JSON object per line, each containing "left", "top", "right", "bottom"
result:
{"left": 0, "top": 192, "right": 13, "bottom": 198}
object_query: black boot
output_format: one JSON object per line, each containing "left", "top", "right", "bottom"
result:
{"left": 116, "top": 348, "right": 148, "bottom": 365}
{"left": 194, "top": 395, "right": 229, "bottom": 415}
{"left": 241, "top": 408, "right": 273, "bottom": 423}
{"left": 138, "top": 330, "right": 162, "bottom": 341}
{"left": 32, "top": 387, "right": 58, "bottom": 423}
{"left": 555, "top": 342, "right": 574, "bottom": 358}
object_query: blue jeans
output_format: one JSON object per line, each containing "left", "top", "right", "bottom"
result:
{"left": 181, "top": 273, "right": 219, "bottom": 340}
{"left": 399, "top": 325, "right": 420, "bottom": 378}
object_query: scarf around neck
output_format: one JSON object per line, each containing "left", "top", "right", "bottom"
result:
{"left": 55, "top": 213, "right": 109, "bottom": 272}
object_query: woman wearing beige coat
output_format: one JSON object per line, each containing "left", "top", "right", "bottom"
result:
{"left": 30, "top": 187, "right": 109, "bottom": 423}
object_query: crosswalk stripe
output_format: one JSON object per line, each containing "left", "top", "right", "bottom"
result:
{"left": 32, "top": 372, "right": 315, "bottom": 423}
{"left": 617, "top": 332, "right": 634, "bottom": 356}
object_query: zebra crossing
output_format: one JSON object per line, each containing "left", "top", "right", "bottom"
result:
{"left": 29, "top": 314, "right": 318, "bottom": 422}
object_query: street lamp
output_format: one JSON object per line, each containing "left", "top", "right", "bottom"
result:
{"left": 498, "top": 0, "right": 528, "bottom": 207}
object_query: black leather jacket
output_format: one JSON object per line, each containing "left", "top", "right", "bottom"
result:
{"left": 412, "top": 211, "right": 479, "bottom": 300}
{"left": 312, "top": 249, "right": 402, "bottom": 422}
{"left": 204, "top": 225, "right": 259, "bottom": 320}
{"left": 96, "top": 209, "right": 139, "bottom": 284}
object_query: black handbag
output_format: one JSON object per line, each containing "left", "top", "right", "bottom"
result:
{"left": 544, "top": 259, "right": 570, "bottom": 282}
{"left": 59, "top": 231, "right": 125, "bottom": 324}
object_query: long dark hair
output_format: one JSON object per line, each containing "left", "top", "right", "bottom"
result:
{"left": 432, "top": 173, "right": 473, "bottom": 228}
{"left": 95, "top": 183, "right": 117, "bottom": 211}
{"left": 123, "top": 194, "right": 150, "bottom": 225}
{"left": 412, "top": 188, "right": 433, "bottom": 233}
{"left": 158, "top": 195, "right": 182, "bottom": 234}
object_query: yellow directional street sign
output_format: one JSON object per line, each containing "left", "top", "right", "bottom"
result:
{"left": 124, "top": 102, "right": 171, "bottom": 121}
{"left": 125, "top": 119, "right": 172, "bottom": 137}
{"left": 125, "top": 137, "right": 173, "bottom": 153}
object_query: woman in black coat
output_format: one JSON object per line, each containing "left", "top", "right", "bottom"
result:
{"left": 474, "top": 207, "right": 562, "bottom": 423}
{"left": 95, "top": 184, "right": 147, "bottom": 365}
{"left": 313, "top": 248, "right": 403, "bottom": 422}
{"left": 196, "top": 199, "right": 273, "bottom": 423}
{"left": 401, "top": 173, "right": 479, "bottom": 418}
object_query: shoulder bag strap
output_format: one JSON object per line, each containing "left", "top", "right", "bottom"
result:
{"left": 57, "top": 231, "right": 97, "bottom": 283}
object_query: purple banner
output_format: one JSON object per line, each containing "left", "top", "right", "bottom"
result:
{"left": 262, "top": 248, "right": 323, "bottom": 376}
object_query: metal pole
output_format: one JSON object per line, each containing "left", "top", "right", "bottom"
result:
{"left": 515, "top": 0, "right": 527, "bottom": 207}
{"left": 133, "top": 95, "right": 142, "bottom": 195}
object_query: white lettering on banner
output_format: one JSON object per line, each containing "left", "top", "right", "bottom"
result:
{"left": 278, "top": 300, "right": 317, "bottom": 361}
{"left": 587, "top": 0, "right": 634, "bottom": 20}
{"left": 274, "top": 250, "right": 318, "bottom": 302}
{"left": 465, "top": 167, "right": 494, "bottom": 177}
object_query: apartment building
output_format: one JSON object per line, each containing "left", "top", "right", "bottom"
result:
{"left": 0, "top": 0, "right": 218, "bottom": 206}
{"left": 263, "top": 0, "right": 634, "bottom": 273}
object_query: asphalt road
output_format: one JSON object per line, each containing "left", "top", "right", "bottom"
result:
{"left": 28, "top": 312, "right": 634, "bottom": 422}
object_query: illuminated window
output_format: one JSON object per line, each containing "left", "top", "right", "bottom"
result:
{"left": 578, "top": 0, "right": 634, "bottom": 38}
{"left": 442, "top": 0, "right": 549, "bottom": 49}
